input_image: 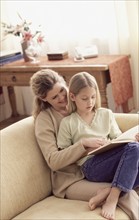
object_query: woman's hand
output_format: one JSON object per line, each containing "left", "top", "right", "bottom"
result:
{"left": 82, "top": 137, "right": 109, "bottom": 152}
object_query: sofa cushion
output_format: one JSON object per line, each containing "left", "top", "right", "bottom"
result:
{"left": 13, "top": 196, "right": 130, "bottom": 220}
{"left": 1, "top": 117, "right": 52, "bottom": 220}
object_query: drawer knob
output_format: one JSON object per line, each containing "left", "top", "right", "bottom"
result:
{"left": 12, "top": 76, "right": 17, "bottom": 82}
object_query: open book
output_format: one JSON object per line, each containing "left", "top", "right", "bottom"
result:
{"left": 88, "top": 125, "right": 139, "bottom": 155}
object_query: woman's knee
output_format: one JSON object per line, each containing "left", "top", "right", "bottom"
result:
{"left": 65, "top": 180, "right": 110, "bottom": 201}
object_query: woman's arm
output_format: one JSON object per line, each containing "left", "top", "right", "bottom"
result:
{"left": 35, "top": 111, "right": 86, "bottom": 171}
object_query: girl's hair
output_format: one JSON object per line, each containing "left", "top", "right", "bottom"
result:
{"left": 68, "top": 72, "right": 101, "bottom": 114}
{"left": 30, "top": 69, "right": 67, "bottom": 119}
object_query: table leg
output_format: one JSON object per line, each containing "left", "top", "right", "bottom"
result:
{"left": 7, "top": 86, "right": 19, "bottom": 117}
{"left": 92, "top": 70, "right": 110, "bottom": 108}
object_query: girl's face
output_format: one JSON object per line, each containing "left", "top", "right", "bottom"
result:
{"left": 70, "top": 86, "right": 96, "bottom": 114}
{"left": 42, "top": 82, "right": 68, "bottom": 111}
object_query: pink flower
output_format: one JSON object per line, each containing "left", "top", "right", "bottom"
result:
{"left": 1, "top": 13, "right": 45, "bottom": 45}
{"left": 23, "top": 32, "right": 33, "bottom": 41}
{"left": 37, "top": 34, "right": 45, "bottom": 43}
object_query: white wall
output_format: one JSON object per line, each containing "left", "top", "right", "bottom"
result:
{"left": 126, "top": 1, "right": 139, "bottom": 111}
{"left": 0, "top": 0, "right": 138, "bottom": 120}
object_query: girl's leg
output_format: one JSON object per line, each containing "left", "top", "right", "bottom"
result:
{"left": 82, "top": 142, "right": 139, "bottom": 191}
{"left": 112, "top": 142, "right": 139, "bottom": 192}
{"left": 81, "top": 142, "right": 139, "bottom": 219}
{"left": 89, "top": 187, "right": 111, "bottom": 210}
{"left": 101, "top": 187, "right": 121, "bottom": 220}
{"left": 101, "top": 142, "right": 139, "bottom": 220}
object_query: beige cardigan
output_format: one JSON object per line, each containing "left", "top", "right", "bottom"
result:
{"left": 35, "top": 108, "right": 86, "bottom": 198}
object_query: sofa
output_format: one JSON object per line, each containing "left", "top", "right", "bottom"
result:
{"left": 1, "top": 113, "right": 139, "bottom": 220}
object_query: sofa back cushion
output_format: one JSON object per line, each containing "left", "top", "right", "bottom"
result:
{"left": 1, "top": 117, "right": 52, "bottom": 220}
{"left": 114, "top": 113, "right": 139, "bottom": 132}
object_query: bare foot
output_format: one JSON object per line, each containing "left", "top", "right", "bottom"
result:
{"left": 101, "top": 200, "right": 117, "bottom": 220}
{"left": 101, "top": 187, "right": 120, "bottom": 220}
{"left": 89, "top": 187, "right": 111, "bottom": 210}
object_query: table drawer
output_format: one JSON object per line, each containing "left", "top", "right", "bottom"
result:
{"left": 0, "top": 72, "right": 33, "bottom": 86}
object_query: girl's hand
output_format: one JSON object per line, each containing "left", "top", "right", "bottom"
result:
{"left": 82, "top": 137, "right": 109, "bottom": 151}
{"left": 135, "top": 133, "right": 139, "bottom": 142}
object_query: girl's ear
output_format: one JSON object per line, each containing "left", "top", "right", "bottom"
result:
{"left": 69, "top": 92, "right": 76, "bottom": 101}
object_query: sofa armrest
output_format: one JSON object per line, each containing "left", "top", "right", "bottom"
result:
{"left": 114, "top": 113, "right": 139, "bottom": 132}
{"left": 1, "top": 116, "right": 52, "bottom": 220}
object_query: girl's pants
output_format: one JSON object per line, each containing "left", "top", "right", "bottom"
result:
{"left": 81, "top": 142, "right": 139, "bottom": 192}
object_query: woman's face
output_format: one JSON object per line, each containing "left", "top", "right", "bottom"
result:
{"left": 43, "top": 82, "right": 68, "bottom": 111}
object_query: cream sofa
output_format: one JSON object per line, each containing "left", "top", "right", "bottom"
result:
{"left": 1, "top": 114, "right": 138, "bottom": 220}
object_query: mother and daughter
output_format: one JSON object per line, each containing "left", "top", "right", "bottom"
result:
{"left": 30, "top": 69, "right": 139, "bottom": 220}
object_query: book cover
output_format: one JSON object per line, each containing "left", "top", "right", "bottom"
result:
{"left": 0, "top": 50, "right": 21, "bottom": 59}
{"left": 88, "top": 125, "right": 139, "bottom": 155}
{"left": 0, "top": 53, "right": 23, "bottom": 66}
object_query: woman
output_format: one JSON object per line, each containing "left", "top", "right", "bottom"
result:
{"left": 30, "top": 69, "right": 139, "bottom": 220}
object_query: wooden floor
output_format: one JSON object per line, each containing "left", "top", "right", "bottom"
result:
{"left": 0, "top": 115, "right": 28, "bottom": 130}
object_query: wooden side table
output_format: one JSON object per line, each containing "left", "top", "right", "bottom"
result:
{"left": 0, "top": 55, "right": 131, "bottom": 117}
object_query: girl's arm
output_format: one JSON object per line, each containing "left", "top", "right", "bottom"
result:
{"left": 109, "top": 110, "right": 122, "bottom": 139}
{"left": 57, "top": 116, "right": 107, "bottom": 153}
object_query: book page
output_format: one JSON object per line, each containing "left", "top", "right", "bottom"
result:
{"left": 114, "top": 125, "right": 139, "bottom": 142}
{"left": 88, "top": 125, "right": 139, "bottom": 155}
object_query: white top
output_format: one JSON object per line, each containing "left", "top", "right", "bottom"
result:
{"left": 57, "top": 108, "right": 122, "bottom": 165}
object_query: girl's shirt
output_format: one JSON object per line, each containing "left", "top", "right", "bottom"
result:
{"left": 57, "top": 108, "right": 122, "bottom": 165}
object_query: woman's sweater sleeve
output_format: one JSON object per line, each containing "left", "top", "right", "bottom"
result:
{"left": 35, "top": 111, "right": 86, "bottom": 171}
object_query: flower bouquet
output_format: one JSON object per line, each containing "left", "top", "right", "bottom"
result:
{"left": 1, "top": 13, "right": 45, "bottom": 62}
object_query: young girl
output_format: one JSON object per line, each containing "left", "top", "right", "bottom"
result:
{"left": 57, "top": 71, "right": 139, "bottom": 220}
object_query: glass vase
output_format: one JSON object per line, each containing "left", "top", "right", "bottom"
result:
{"left": 25, "top": 41, "right": 41, "bottom": 64}
{"left": 21, "top": 41, "right": 30, "bottom": 62}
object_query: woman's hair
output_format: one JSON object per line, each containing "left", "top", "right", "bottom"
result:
{"left": 30, "top": 69, "right": 67, "bottom": 118}
{"left": 68, "top": 72, "right": 101, "bottom": 114}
